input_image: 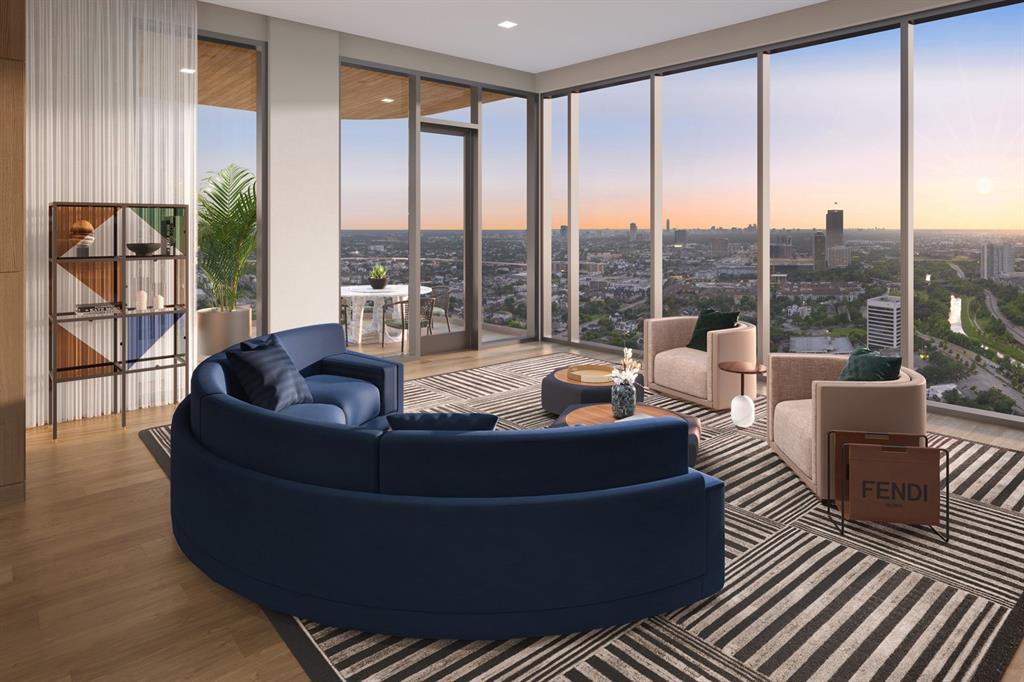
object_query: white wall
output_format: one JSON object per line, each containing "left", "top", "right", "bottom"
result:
{"left": 265, "top": 18, "right": 339, "bottom": 331}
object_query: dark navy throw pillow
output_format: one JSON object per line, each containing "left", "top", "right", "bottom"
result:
{"left": 386, "top": 412, "right": 499, "bottom": 432}
{"left": 226, "top": 335, "right": 313, "bottom": 411}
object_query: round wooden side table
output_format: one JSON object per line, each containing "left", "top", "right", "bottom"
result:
{"left": 718, "top": 361, "right": 767, "bottom": 428}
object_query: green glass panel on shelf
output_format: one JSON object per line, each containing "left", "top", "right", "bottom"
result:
{"left": 127, "top": 206, "right": 186, "bottom": 255}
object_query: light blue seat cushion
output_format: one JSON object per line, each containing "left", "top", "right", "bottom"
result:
{"left": 278, "top": 402, "right": 347, "bottom": 425}
{"left": 305, "top": 374, "right": 381, "bottom": 426}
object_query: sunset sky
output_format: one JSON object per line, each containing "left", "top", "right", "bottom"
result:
{"left": 200, "top": 2, "right": 1023, "bottom": 234}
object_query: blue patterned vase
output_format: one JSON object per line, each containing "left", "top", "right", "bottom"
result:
{"left": 611, "top": 383, "right": 636, "bottom": 419}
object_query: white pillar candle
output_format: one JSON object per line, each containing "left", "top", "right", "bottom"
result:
{"left": 135, "top": 290, "right": 148, "bottom": 311}
{"left": 153, "top": 293, "right": 165, "bottom": 309}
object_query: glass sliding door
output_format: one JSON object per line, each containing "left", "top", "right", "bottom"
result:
{"left": 662, "top": 59, "right": 757, "bottom": 324}
{"left": 196, "top": 37, "right": 262, "bottom": 354}
{"left": 769, "top": 30, "right": 901, "bottom": 355}
{"left": 913, "top": 3, "right": 1024, "bottom": 416}
{"left": 420, "top": 128, "right": 471, "bottom": 352}
{"left": 339, "top": 66, "right": 409, "bottom": 356}
{"left": 579, "top": 80, "right": 650, "bottom": 349}
{"left": 481, "top": 92, "right": 529, "bottom": 341}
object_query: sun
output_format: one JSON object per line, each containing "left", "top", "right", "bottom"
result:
{"left": 975, "top": 176, "right": 994, "bottom": 194}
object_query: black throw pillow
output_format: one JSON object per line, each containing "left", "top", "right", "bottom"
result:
{"left": 686, "top": 309, "right": 740, "bottom": 352}
{"left": 387, "top": 412, "right": 499, "bottom": 432}
{"left": 226, "top": 335, "right": 313, "bottom": 411}
{"left": 838, "top": 347, "right": 903, "bottom": 381}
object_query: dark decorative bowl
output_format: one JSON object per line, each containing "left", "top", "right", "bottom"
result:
{"left": 369, "top": 276, "right": 388, "bottom": 290}
{"left": 127, "top": 242, "right": 162, "bottom": 256}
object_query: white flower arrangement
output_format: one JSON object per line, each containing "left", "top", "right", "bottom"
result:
{"left": 612, "top": 347, "right": 641, "bottom": 386}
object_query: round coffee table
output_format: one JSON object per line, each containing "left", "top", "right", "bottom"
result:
{"left": 552, "top": 403, "right": 701, "bottom": 465}
{"left": 718, "top": 361, "right": 766, "bottom": 428}
{"left": 541, "top": 366, "right": 645, "bottom": 415}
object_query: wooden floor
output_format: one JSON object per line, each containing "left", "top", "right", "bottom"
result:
{"left": 1, "top": 341, "right": 1021, "bottom": 681}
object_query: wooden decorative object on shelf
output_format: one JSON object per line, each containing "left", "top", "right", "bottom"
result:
{"left": 48, "top": 202, "right": 190, "bottom": 438}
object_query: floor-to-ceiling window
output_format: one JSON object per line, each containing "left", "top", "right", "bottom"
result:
{"left": 482, "top": 92, "right": 529, "bottom": 339}
{"left": 579, "top": 79, "right": 650, "bottom": 349}
{"left": 339, "top": 66, "right": 409, "bottom": 355}
{"left": 548, "top": 95, "right": 569, "bottom": 340}
{"left": 662, "top": 60, "right": 757, "bottom": 324}
{"left": 769, "top": 30, "right": 901, "bottom": 355}
{"left": 196, "top": 38, "right": 261, "bottom": 349}
{"left": 913, "top": 3, "right": 1024, "bottom": 416}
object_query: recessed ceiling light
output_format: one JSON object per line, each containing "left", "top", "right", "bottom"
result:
{"left": 179, "top": 67, "right": 196, "bottom": 74}
{"left": 381, "top": 97, "right": 395, "bottom": 103}
{"left": 497, "top": 20, "right": 517, "bottom": 29}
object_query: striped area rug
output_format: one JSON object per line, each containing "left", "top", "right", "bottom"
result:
{"left": 140, "top": 351, "right": 1024, "bottom": 681}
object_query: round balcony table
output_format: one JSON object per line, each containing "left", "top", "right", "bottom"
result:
{"left": 339, "top": 284, "right": 431, "bottom": 343}
{"left": 718, "top": 360, "right": 767, "bottom": 428}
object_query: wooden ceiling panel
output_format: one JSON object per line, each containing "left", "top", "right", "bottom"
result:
{"left": 195, "top": 50, "right": 515, "bottom": 120}
{"left": 198, "top": 39, "right": 257, "bottom": 111}
{"left": 340, "top": 66, "right": 511, "bottom": 120}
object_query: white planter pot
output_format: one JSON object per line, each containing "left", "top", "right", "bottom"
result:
{"left": 198, "top": 307, "right": 252, "bottom": 356}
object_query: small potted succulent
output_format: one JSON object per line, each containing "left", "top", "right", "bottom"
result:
{"left": 611, "top": 347, "right": 641, "bottom": 418}
{"left": 368, "top": 264, "right": 389, "bottom": 290}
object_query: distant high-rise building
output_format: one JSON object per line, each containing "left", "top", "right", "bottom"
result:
{"left": 813, "top": 231, "right": 827, "bottom": 272}
{"left": 827, "top": 245, "right": 850, "bottom": 269}
{"left": 673, "top": 229, "right": 687, "bottom": 247}
{"left": 825, "top": 207, "right": 843, "bottom": 263}
{"left": 770, "top": 235, "right": 793, "bottom": 259}
{"left": 711, "top": 237, "right": 728, "bottom": 258}
{"left": 629, "top": 222, "right": 638, "bottom": 241}
{"left": 981, "top": 242, "right": 1015, "bottom": 279}
{"left": 866, "top": 295, "right": 902, "bottom": 351}
{"left": 559, "top": 224, "right": 567, "bottom": 238}
{"left": 665, "top": 218, "right": 670, "bottom": 231}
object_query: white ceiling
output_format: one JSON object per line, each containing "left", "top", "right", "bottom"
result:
{"left": 205, "top": 0, "right": 829, "bottom": 73}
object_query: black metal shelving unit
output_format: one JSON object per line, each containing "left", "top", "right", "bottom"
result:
{"left": 49, "top": 202, "right": 190, "bottom": 438}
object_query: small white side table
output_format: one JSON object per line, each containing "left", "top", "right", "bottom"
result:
{"left": 718, "top": 361, "right": 766, "bottom": 428}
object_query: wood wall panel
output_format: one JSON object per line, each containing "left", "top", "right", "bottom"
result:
{"left": 0, "top": 0, "right": 25, "bottom": 61}
{"left": 0, "top": 58, "right": 24, "bottom": 272}
{"left": 0, "top": 271, "right": 25, "bottom": 485}
{"left": 1, "top": 0, "right": 25, "bottom": 487}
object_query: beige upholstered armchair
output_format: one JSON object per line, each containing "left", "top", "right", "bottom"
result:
{"left": 767, "top": 353, "right": 927, "bottom": 500}
{"left": 643, "top": 317, "right": 757, "bottom": 410}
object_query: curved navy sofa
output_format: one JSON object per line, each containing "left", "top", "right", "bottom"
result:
{"left": 172, "top": 323, "right": 725, "bottom": 640}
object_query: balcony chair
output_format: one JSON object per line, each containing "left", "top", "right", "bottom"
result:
{"left": 382, "top": 297, "right": 435, "bottom": 353}
{"left": 431, "top": 285, "right": 453, "bottom": 333}
{"left": 339, "top": 300, "right": 351, "bottom": 340}
{"left": 767, "top": 353, "right": 927, "bottom": 500}
{"left": 643, "top": 317, "right": 757, "bottom": 410}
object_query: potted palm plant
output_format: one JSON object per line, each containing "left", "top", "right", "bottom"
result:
{"left": 196, "top": 164, "right": 257, "bottom": 355}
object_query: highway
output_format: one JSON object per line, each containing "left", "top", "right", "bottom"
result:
{"left": 984, "top": 289, "right": 1024, "bottom": 347}
{"left": 918, "top": 332, "right": 1024, "bottom": 410}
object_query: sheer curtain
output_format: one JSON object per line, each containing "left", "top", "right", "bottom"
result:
{"left": 25, "top": 0, "right": 197, "bottom": 427}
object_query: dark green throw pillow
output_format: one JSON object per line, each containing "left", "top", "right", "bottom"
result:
{"left": 686, "top": 309, "right": 740, "bottom": 352}
{"left": 838, "top": 347, "right": 902, "bottom": 381}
